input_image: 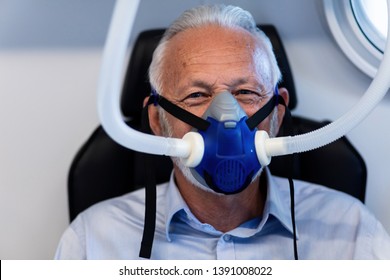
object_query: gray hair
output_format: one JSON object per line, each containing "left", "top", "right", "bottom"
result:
{"left": 148, "top": 4, "right": 282, "bottom": 95}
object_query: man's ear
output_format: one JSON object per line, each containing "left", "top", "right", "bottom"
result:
{"left": 276, "top": 87, "right": 289, "bottom": 131}
{"left": 143, "top": 96, "right": 162, "bottom": 136}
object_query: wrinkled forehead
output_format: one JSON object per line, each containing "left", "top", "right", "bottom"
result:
{"left": 161, "top": 25, "right": 272, "bottom": 91}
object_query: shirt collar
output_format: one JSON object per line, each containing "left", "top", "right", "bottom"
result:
{"left": 164, "top": 168, "right": 297, "bottom": 241}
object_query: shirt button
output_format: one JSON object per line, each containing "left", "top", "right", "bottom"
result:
{"left": 223, "top": 234, "right": 232, "bottom": 242}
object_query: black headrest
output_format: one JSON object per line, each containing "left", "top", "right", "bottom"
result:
{"left": 120, "top": 25, "right": 297, "bottom": 120}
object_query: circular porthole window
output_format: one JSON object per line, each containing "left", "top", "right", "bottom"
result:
{"left": 351, "top": 0, "right": 388, "bottom": 52}
{"left": 323, "top": 0, "right": 388, "bottom": 78}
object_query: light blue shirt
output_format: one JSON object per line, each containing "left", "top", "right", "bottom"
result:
{"left": 55, "top": 169, "right": 390, "bottom": 259}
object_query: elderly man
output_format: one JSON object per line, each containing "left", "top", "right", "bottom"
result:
{"left": 55, "top": 4, "right": 390, "bottom": 259}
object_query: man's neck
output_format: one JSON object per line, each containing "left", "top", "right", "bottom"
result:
{"left": 174, "top": 168, "right": 267, "bottom": 232}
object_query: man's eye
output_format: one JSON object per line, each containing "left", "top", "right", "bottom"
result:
{"left": 235, "top": 89, "right": 258, "bottom": 96}
{"left": 233, "top": 89, "right": 266, "bottom": 105}
{"left": 180, "top": 92, "right": 211, "bottom": 108}
{"left": 187, "top": 92, "right": 204, "bottom": 99}
{"left": 182, "top": 92, "right": 210, "bottom": 102}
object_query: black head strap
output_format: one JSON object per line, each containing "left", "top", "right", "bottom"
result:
{"left": 139, "top": 106, "right": 157, "bottom": 259}
{"left": 245, "top": 88, "right": 287, "bottom": 130}
{"left": 148, "top": 90, "right": 210, "bottom": 131}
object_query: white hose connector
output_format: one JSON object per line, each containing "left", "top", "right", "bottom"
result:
{"left": 255, "top": 131, "right": 271, "bottom": 166}
{"left": 263, "top": 0, "right": 390, "bottom": 159}
{"left": 181, "top": 132, "right": 205, "bottom": 167}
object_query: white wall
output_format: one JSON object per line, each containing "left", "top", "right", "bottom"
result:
{"left": 0, "top": 0, "right": 389, "bottom": 259}
{"left": 0, "top": 0, "right": 112, "bottom": 259}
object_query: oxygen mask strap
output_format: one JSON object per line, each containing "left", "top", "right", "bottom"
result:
{"left": 148, "top": 90, "right": 210, "bottom": 131}
{"left": 246, "top": 88, "right": 287, "bottom": 130}
{"left": 278, "top": 96, "right": 299, "bottom": 260}
{"left": 139, "top": 105, "right": 157, "bottom": 259}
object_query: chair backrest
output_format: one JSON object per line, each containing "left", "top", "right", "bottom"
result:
{"left": 68, "top": 25, "right": 366, "bottom": 221}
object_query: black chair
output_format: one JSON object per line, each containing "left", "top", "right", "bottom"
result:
{"left": 68, "top": 25, "right": 366, "bottom": 222}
